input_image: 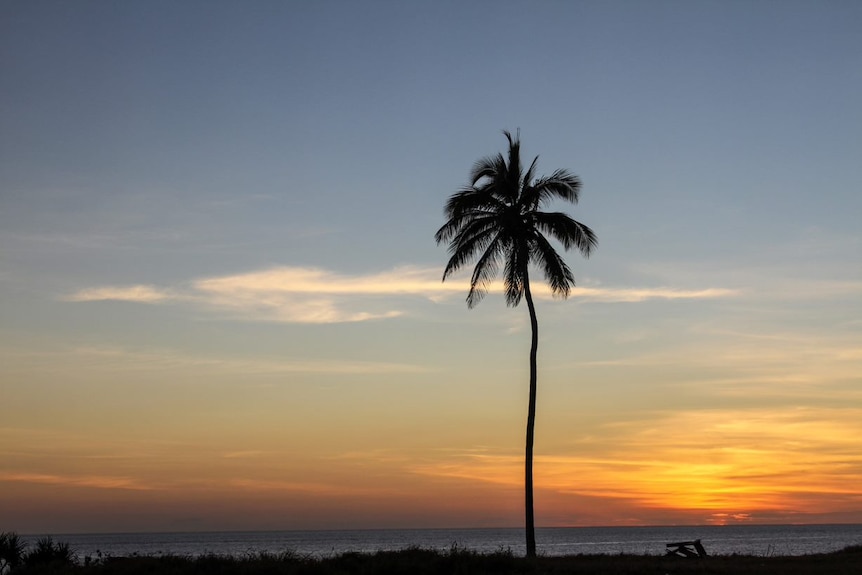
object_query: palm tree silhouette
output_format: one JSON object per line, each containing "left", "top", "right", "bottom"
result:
{"left": 435, "top": 130, "right": 597, "bottom": 557}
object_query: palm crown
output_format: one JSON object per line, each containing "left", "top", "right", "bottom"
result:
{"left": 434, "top": 130, "right": 597, "bottom": 307}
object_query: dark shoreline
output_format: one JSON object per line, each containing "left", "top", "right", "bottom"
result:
{"left": 10, "top": 545, "right": 862, "bottom": 575}
{"left": 21, "top": 524, "right": 862, "bottom": 559}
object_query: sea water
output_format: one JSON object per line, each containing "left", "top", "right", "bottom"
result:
{"left": 23, "top": 524, "right": 862, "bottom": 559}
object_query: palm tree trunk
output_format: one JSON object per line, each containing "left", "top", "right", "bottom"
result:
{"left": 523, "top": 276, "right": 539, "bottom": 558}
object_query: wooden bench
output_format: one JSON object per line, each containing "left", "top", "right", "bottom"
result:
{"left": 666, "top": 539, "right": 707, "bottom": 558}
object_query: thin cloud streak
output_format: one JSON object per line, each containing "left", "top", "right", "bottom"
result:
{"left": 3, "top": 345, "right": 430, "bottom": 376}
{"left": 63, "top": 266, "right": 737, "bottom": 323}
{"left": 0, "top": 471, "right": 156, "bottom": 491}
{"left": 227, "top": 478, "right": 391, "bottom": 498}
{"left": 64, "top": 285, "right": 175, "bottom": 303}
{"left": 567, "top": 285, "right": 738, "bottom": 303}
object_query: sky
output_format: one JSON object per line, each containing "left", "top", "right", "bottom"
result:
{"left": 1, "top": 0, "right": 861, "bottom": 534}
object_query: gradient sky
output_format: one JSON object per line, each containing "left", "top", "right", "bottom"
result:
{"left": 2, "top": 1, "right": 861, "bottom": 534}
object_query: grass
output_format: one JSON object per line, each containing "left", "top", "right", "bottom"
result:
{"left": 5, "top": 544, "right": 862, "bottom": 575}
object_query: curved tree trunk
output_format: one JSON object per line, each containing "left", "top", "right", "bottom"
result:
{"left": 523, "top": 276, "right": 539, "bottom": 558}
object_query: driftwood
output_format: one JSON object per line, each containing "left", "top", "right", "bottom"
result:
{"left": 666, "top": 539, "right": 708, "bottom": 558}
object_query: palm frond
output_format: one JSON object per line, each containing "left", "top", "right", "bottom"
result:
{"left": 532, "top": 233, "right": 576, "bottom": 297}
{"left": 442, "top": 217, "right": 499, "bottom": 279}
{"left": 528, "top": 169, "right": 581, "bottom": 206}
{"left": 502, "top": 130, "right": 522, "bottom": 202}
{"left": 502, "top": 240, "right": 528, "bottom": 307}
{"left": 466, "top": 234, "right": 504, "bottom": 308}
{"left": 450, "top": 214, "right": 501, "bottom": 254}
{"left": 522, "top": 155, "right": 540, "bottom": 191}
{"left": 443, "top": 187, "right": 503, "bottom": 218}
{"left": 469, "top": 154, "right": 506, "bottom": 186}
{"left": 532, "top": 212, "right": 598, "bottom": 256}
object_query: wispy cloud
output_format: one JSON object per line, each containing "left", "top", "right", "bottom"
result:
{"left": 3, "top": 345, "right": 430, "bottom": 376}
{"left": 63, "top": 265, "right": 737, "bottom": 323}
{"left": 226, "top": 478, "right": 388, "bottom": 497}
{"left": 64, "top": 285, "right": 176, "bottom": 303}
{"left": 0, "top": 471, "right": 156, "bottom": 491}
{"left": 630, "top": 256, "right": 862, "bottom": 303}
{"left": 567, "top": 286, "right": 738, "bottom": 303}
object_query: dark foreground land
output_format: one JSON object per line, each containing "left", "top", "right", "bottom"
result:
{"left": 9, "top": 545, "right": 862, "bottom": 575}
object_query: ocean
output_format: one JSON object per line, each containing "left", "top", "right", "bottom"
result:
{"left": 22, "top": 524, "right": 862, "bottom": 559}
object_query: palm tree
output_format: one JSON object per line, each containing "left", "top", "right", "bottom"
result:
{"left": 435, "top": 130, "right": 597, "bottom": 558}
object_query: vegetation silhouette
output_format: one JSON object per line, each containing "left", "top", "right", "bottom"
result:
{"left": 0, "top": 532, "right": 25, "bottom": 574}
{"left": 435, "top": 130, "right": 597, "bottom": 557}
{"left": 3, "top": 532, "right": 862, "bottom": 574}
{"left": 1, "top": 533, "right": 76, "bottom": 574}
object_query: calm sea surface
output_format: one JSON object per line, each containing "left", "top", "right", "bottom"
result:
{"left": 22, "top": 524, "right": 862, "bottom": 559}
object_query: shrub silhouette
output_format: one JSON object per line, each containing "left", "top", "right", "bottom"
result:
{"left": 1, "top": 532, "right": 26, "bottom": 574}
{"left": 22, "top": 537, "right": 75, "bottom": 569}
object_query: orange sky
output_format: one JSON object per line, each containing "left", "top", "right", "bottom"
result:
{"left": 4, "top": 387, "right": 862, "bottom": 533}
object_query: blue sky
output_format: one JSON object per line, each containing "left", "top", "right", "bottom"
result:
{"left": 2, "top": 1, "right": 861, "bottom": 533}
